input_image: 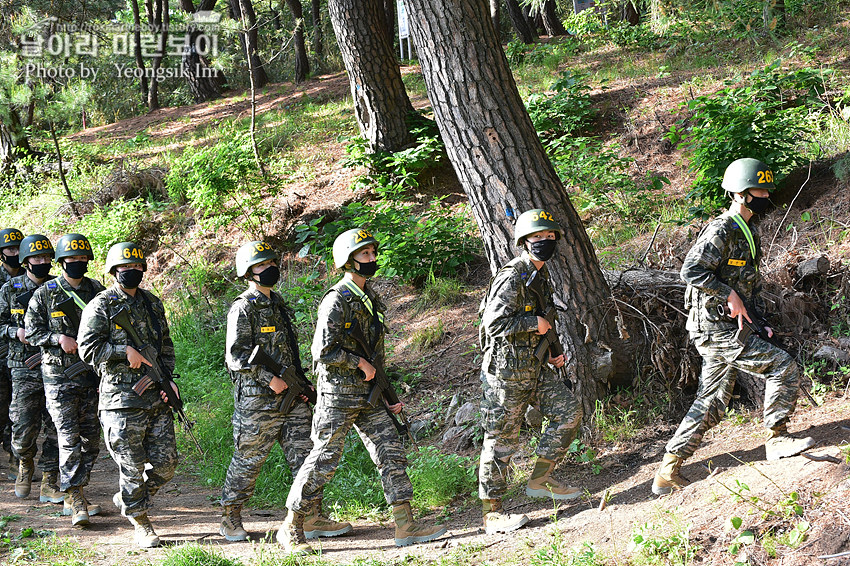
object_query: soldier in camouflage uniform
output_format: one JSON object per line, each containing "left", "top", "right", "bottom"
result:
{"left": 477, "top": 209, "right": 583, "bottom": 535}
{"left": 78, "top": 242, "right": 178, "bottom": 548}
{"left": 278, "top": 228, "right": 446, "bottom": 555}
{"left": 219, "top": 241, "right": 351, "bottom": 542}
{"left": 0, "top": 228, "right": 24, "bottom": 476}
{"left": 0, "top": 234, "right": 61, "bottom": 501}
{"left": 26, "top": 234, "right": 105, "bottom": 526}
{"left": 652, "top": 158, "right": 815, "bottom": 496}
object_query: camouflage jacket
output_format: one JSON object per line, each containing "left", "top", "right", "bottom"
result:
{"left": 78, "top": 283, "right": 175, "bottom": 411}
{"left": 226, "top": 287, "right": 304, "bottom": 412}
{"left": 0, "top": 265, "right": 20, "bottom": 362}
{"left": 479, "top": 253, "right": 554, "bottom": 373}
{"left": 25, "top": 275, "right": 105, "bottom": 382}
{"left": 682, "top": 211, "right": 766, "bottom": 334}
{"left": 311, "top": 278, "right": 386, "bottom": 407}
{"left": 0, "top": 272, "right": 53, "bottom": 366}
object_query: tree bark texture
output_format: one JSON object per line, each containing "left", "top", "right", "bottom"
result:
{"left": 229, "top": 0, "right": 269, "bottom": 88}
{"left": 180, "top": 0, "right": 227, "bottom": 102}
{"left": 404, "top": 0, "right": 618, "bottom": 415}
{"left": 285, "top": 0, "right": 311, "bottom": 83}
{"left": 311, "top": 0, "right": 324, "bottom": 68}
{"left": 382, "top": 0, "right": 396, "bottom": 45}
{"left": 144, "top": 0, "right": 169, "bottom": 111}
{"left": 0, "top": 111, "right": 34, "bottom": 176}
{"left": 130, "top": 0, "right": 150, "bottom": 103}
{"left": 328, "top": 0, "right": 414, "bottom": 152}
{"left": 504, "top": 0, "right": 535, "bottom": 43}
{"left": 490, "top": 0, "right": 500, "bottom": 42}
{"left": 541, "top": 0, "right": 567, "bottom": 35}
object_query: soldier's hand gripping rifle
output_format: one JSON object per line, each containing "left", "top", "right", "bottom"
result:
{"left": 16, "top": 290, "right": 41, "bottom": 369}
{"left": 247, "top": 345, "right": 317, "bottom": 414}
{"left": 344, "top": 320, "right": 416, "bottom": 446}
{"left": 56, "top": 296, "right": 95, "bottom": 382}
{"left": 526, "top": 270, "right": 570, "bottom": 385}
{"left": 111, "top": 306, "right": 205, "bottom": 455}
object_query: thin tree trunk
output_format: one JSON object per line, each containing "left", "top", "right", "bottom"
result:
{"left": 130, "top": 0, "right": 150, "bottom": 103}
{"left": 238, "top": 0, "right": 267, "bottom": 177}
{"left": 285, "top": 0, "right": 311, "bottom": 83}
{"left": 504, "top": 0, "right": 535, "bottom": 43}
{"left": 311, "top": 0, "right": 324, "bottom": 69}
{"left": 230, "top": 0, "right": 269, "bottom": 88}
{"left": 144, "top": 0, "right": 169, "bottom": 111}
{"left": 327, "top": 0, "right": 415, "bottom": 152}
{"left": 48, "top": 121, "right": 78, "bottom": 217}
{"left": 404, "top": 0, "right": 620, "bottom": 415}
{"left": 541, "top": 0, "right": 567, "bottom": 35}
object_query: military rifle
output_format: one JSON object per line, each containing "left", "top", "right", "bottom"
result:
{"left": 111, "top": 306, "right": 204, "bottom": 455}
{"left": 16, "top": 290, "right": 41, "bottom": 368}
{"left": 56, "top": 296, "right": 96, "bottom": 383}
{"left": 247, "top": 345, "right": 317, "bottom": 414}
{"left": 344, "top": 320, "right": 416, "bottom": 446}
{"left": 526, "top": 270, "right": 571, "bottom": 386}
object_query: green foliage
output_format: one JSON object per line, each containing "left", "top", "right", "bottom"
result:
{"left": 73, "top": 198, "right": 149, "bottom": 260}
{"left": 594, "top": 399, "right": 639, "bottom": 442}
{"left": 669, "top": 61, "right": 831, "bottom": 216}
{"left": 628, "top": 511, "right": 698, "bottom": 565}
{"left": 532, "top": 541, "right": 605, "bottom": 566}
{"left": 410, "top": 320, "right": 446, "bottom": 352}
{"left": 407, "top": 446, "right": 477, "bottom": 508}
{"left": 415, "top": 273, "right": 468, "bottom": 311}
{"left": 568, "top": 439, "right": 601, "bottom": 475}
{"left": 323, "top": 433, "right": 386, "bottom": 518}
{"left": 527, "top": 72, "right": 595, "bottom": 140}
{"left": 161, "top": 544, "right": 243, "bottom": 566}
{"left": 504, "top": 39, "right": 581, "bottom": 67}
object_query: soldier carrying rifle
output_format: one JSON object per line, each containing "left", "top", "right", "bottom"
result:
{"left": 0, "top": 228, "right": 24, "bottom": 477}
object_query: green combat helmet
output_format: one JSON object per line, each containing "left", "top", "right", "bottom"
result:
{"left": 54, "top": 234, "right": 94, "bottom": 261}
{"left": 722, "top": 158, "right": 775, "bottom": 193}
{"left": 0, "top": 228, "right": 24, "bottom": 250}
{"left": 105, "top": 242, "right": 147, "bottom": 274}
{"left": 235, "top": 241, "right": 278, "bottom": 277}
{"left": 332, "top": 228, "right": 379, "bottom": 269}
{"left": 19, "top": 234, "right": 55, "bottom": 265}
{"left": 513, "top": 209, "right": 563, "bottom": 246}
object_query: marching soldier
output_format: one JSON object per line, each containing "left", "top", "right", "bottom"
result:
{"left": 78, "top": 242, "right": 179, "bottom": 548}
{"left": 652, "top": 158, "right": 815, "bottom": 495}
{"left": 26, "top": 234, "right": 105, "bottom": 525}
{"left": 0, "top": 228, "right": 24, "bottom": 476}
{"left": 0, "top": 234, "right": 61, "bottom": 501}
{"left": 477, "top": 209, "right": 583, "bottom": 534}
{"left": 219, "top": 241, "right": 350, "bottom": 541}
{"left": 278, "top": 228, "right": 446, "bottom": 555}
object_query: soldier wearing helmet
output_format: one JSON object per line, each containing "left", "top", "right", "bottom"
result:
{"left": 78, "top": 242, "right": 177, "bottom": 548}
{"left": 0, "top": 234, "right": 60, "bottom": 502}
{"left": 0, "top": 228, "right": 24, "bottom": 474}
{"left": 476, "top": 209, "right": 583, "bottom": 535}
{"left": 652, "top": 158, "right": 814, "bottom": 496}
{"left": 279, "top": 228, "right": 446, "bottom": 555}
{"left": 25, "top": 234, "right": 105, "bottom": 526}
{"left": 218, "top": 241, "right": 350, "bottom": 543}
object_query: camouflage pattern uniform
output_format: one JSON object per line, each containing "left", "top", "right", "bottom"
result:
{"left": 478, "top": 253, "right": 581, "bottom": 500}
{"left": 221, "top": 288, "right": 313, "bottom": 506}
{"left": 0, "top": 265, "right": 17, "bottom": 457}
{"left": 77, "top": 283, "right": 178, "bottom": 518}
{"left": 0, "top": 274, "right": 59, "bottom": 474}
{"left": 666, "top": 212, "right": 800, "bottom": 459}
{"left": 286, "top": 279, "right": 412, "bottom": 512}
{"left": 26, "top": 276, "right": 105, "bottom": 491}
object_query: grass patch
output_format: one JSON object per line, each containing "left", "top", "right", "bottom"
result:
{"left": 408, "top": 446, "right": 476, "bottom": 509}
{"left": 0, "top": 531, "right": 96, "bottom": 566}
{"left": 415, "top": 275, "right": 468, "bottom": 312}
{"left": 161, "top": 543, "right": 242, "bottom": 566}
{"left": 409, "top": 320, "right": 446, "bottom": 352}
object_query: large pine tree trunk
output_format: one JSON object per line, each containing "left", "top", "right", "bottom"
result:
{"left": 404, "top": 0, "right": 619, "bottom": 414}
{"left": 229, "top": 0, "right": 269, "bottom": 88}
{"left": 179, "top": 0, "right": 227, "bottom": 102}
{"left": 285, "top": 0, "right": 311, "bottom": 83}
{"left": 328, "top": 0, "right": 414, "bottom": 152}
{"left": 0, "top": 111, "right": 34, "bottom": 176}
{"left": 541, "top": 0, "right": 567, "bottom": 35}
{"left": 490, "top": 0, "right": 500, "bottom": 42}
{"left": 144, "top": 0, "right": 169, "bottom": 111}
{"left": 504, "top": 0, "right": 535, "bottom": 43}
{"left": 130, "top": 0, "right": 150, "bottom": 104}
{"left": 311, "top": 0, "right": 324, "bottom": 69}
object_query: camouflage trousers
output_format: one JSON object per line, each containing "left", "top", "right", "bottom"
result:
{"left": 478, "top": 364, "right": 582, "bottom": 500}
{"left": 286, "top": 396, "right": 412, "bottom": 512}
{"left": 221, "top": 402, "right": 313, "bottom": 506}
{"left": 10, "top": 367, "right": 59, "bottom": 472}
{"left": 666, "top": 329, "right": 800, "bottom": 459}
{"left": 0, "top": 361, "right": 11, "bottom": 454}
{"left": 101, "top": 405, "right": 177, "bottom": 518}
{"left": 43, "top": 376, "right": 100, "bottom": 491}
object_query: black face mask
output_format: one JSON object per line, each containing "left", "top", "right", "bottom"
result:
{"left": 354, "top": 260, "right": 378, "bottom": 277}
{"left": 252, "top": 265, "right": 280, "bottom": 287}
{"left": 745, "top": 195, "right": 772, "bottom": 215}
{"left": 117, "top": 268, "right": 144, "bottom": 289}
{"left": 63, "top": 260, "right": 88, "bottom": 279}
{"left": 1, "top": 252, "right": 20, "bottom": 269}
{"left": 528, "top": 239, "right": 557, "bottom": 262}
{"left": 28, "top": 263, "right": 51, "bottom": 279}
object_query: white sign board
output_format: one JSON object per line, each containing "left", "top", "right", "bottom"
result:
{"left": 573, "top": 0, "right": 595, "bottom": 13}
{"left": 397, "top": 0, "right": 409, "bottom": 39}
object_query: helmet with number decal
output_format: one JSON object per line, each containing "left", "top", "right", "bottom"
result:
{"left": 513, "top": 209, "right": 563, "bottom": 246}
{"left": 332, "top": 228, "right": 379, "bottom": 269}
{"left": 18, "top": 234, "right": 55, "bottom": 265}
{"left": 722, "top": 158, "right": 775, "bottom": 193}
{"left": 0, "top": 228, "right": 24, "bottom": 250}
{"left": 54, "top": 233, "right": 94, "bottom": 262}
{"left": 235, "top": 241, "right": 279, "bottom": 277}
{"left": 105, "top": 242, "right": 147, "bottom": 274}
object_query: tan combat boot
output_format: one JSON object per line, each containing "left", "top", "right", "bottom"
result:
{"left": 482, "top": 498, "right": 529, "bottom": 535}
{"left": 64, "top": 487, "right": 90, "bottom": 526}
{"left": 79, "top": 487, "right": 101, "bottom": 516}
{"left": 14, "top": 458, "right": 34, "bottom": 498}
{"left": 7, "top": 452, "right": 17, "bottom": 481}
{"left": 276, "top": 509, "right": 315, "bottom": 556}
{"left": 765, "top": 425, "right": 815, "bottom": 461}
{"left": 392, "top": 501, "right": 447, "bottom": 547}
{"left": 220, "top": 504, "right": 249, "bottom": 541}
{"left": 303, "top": 497, "right": 352, "bottom": 539}
{"left": 652, "top": 453, "right": 690, "bottom": 495}
{"left": 128, "top": 513, "right": 160, "bottom": 548}
{"left": 39, "top": 471, "right": 65, "bottom": 503}
{"left": 526, "top": 458, "right": 582, "bottom": 500}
